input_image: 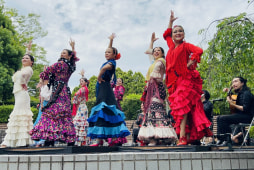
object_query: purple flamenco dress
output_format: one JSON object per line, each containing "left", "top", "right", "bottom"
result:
{"left": 30, "top": 54, "right": 79, "bottom": 144}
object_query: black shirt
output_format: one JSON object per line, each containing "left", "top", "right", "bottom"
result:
{"left": 235, "top": 87, "right": 253, "bottom": 115}
{"left": 203, "top": 100, "right": 213, "bottom": 122}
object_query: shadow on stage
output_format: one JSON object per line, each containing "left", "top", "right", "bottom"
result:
{"left": 1, "top": 145, "right": 254, "bottom": 155}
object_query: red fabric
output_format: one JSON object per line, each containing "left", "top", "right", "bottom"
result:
{"left": 164, "top": 28, "right": 211, "bottom": 141}
{"left": 143, "top": 78, "right": 162, "bottom": 113}
{"left": 72, "top": 104, "right": 77, "bottom": 116}
{"left": 84, "top": 86, "right": 89, "bottom": 101}
{"left": 114, "top": 85, "right": 125, "bottom": 101}
{"left": 163, "top": 28, "right": 203, "bottom": 95}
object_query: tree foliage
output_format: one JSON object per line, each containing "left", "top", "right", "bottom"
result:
{"left": 0, "top": 5, "right": 24, "bottom": 103}
{"left": 0, "top": 1, "right": 48, "bottom": 104}
{"left": 198, "top": 13, "right": 254, "bottom": 114}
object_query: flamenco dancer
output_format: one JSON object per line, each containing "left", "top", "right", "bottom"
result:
{"left": 1, "top": 41, "right": 34, "bottom": 148}
{"left": 72, "top": 69, "right": 90, "bottom": 146}
{"left": 87, "top": 33, "right": 130, "bottom": 146}
{"left": 138, "top": 32, "right": 177, "bottom": 146}
{"left": 163, "top": 11, "right": 212, "bottom": 145}
{"left": 30, "top": 39, "right": 78, "bottom": 146}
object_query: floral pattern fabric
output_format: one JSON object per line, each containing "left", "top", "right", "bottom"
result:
{"left": 30, "top": 57, "right": 77, "bottom": 143}
{"left": 72, "top": 86, "right": 89, "bottom": 145}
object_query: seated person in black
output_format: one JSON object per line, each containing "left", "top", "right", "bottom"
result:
{"left": 133, "top": 103, "right": 144, "bottom": 144}
{"left": 216, "top": 77, "right": 254, "bottom": 146}
{"left": 201, "top": 90, "right": 214, "bottom": 144}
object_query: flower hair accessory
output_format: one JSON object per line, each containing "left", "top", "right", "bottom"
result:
{"left": 115, "top": 53, "right": 121, "bottom": 60}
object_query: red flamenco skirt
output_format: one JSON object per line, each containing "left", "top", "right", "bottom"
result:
{"left": 168, "top": 70, "right": 211, "bottom": 142}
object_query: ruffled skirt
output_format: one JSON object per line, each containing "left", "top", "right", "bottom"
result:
{"left": 138, "top": 82, "right": 177, "bottom": 143}
{"left": 87, "top": 82, "right": 130, "bottom": 139}
{"left": 33, "top": 100, "right": 48, "bottom": 146}
{"left": 30, "top": 86, "right": 76, "bottom": 143}
{"left": 1, "top": 90, "right": 34, "bottom": 147}
{"left": 73, "top": 102, "right": 89, "bottom": 145}
{"left": 169, "top": 70, "right": 211, "bottom": 141}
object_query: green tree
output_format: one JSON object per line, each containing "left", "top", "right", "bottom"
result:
{"left": 115, "top": 68, "right": 145, "bottom": 95}
{"left": 0, "top": 1, "right": 48, "bottom": 103}
{"left": 198, "top": 13, "right": 254, "bottom": 114}
{"left": 0, "top": 5, "right": 25, "bottom": 103}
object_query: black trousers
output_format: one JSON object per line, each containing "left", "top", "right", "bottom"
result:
{"left": 217, "top": 113, "right": 252, "bottom": 140}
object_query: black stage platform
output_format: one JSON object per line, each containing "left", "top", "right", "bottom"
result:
{"left": 0, "top": 145, "right": 254, "bottom": 155}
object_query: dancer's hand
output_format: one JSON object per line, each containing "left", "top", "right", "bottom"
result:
{"left": 170, "top": 10, "right": 178, "bottom": 23}
{"left": 69, "top": 38, "right": 75, "bottom": 51}
{"left": 97, "top": 77, "right": 105, "bottom": 84}
{"left": 108, "top": 33, "right": 116, "bottom": 48}
{"left": 80, "top": 69, "right": 85, "bottom": 77}
{"left": 223, "top": 88, "right": 229, "bottom": 92}
{"left": 168, "top": 10, "right": 178, "bottom": 28}
{"left": 108, "top": 33, "right": 116, "bottom": 40}
{"left": 151, "top": 32, "right": 159, "bottom": 43}
{"left": 22, "top": 84, "right": 28, "bottom": 91}
{"left": 25, "top": 40, "right": 33, "bottom": 54}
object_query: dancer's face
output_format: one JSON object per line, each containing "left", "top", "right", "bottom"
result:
{"left": 172, "top": 26, "right": 185, "bottom": 43}
{"left": 105, "top": 48, "right": 116, "bottom": 60}
{"left": 153, "top": 47, "right": 164, "bottom": 60}
{"left": 80, "top": 79, "right": 87, "bottom": 86}
{"left": 61, "top": 50, "right": 71, "bottom": 60}
{"left": 232, "top": 78, "right": 244, "bottom": 91}
{"left": 22, "top": 55, "right": 33, "bottom": 67}
{"left": 116, "top": 78, "right": 123, "bottom": 86}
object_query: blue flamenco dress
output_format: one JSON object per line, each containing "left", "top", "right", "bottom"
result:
{"left": 87, "top": 59, "right": 130, "bottom": 139}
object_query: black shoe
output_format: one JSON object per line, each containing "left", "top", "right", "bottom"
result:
{"left": 207, "top": 140, "right": 216, "bottom": 146}
{"left": 216, "top": 140, "right": 223, "bottom": 145}
{"left": 218, "top": 141, "right": 230, "bottom": 147}
{"left": 44, "top": 141, "right": 55, "bottom": 147}
{"left": 67, "top": 142, "right": 75, "bottom": 146}
{"left": 191, "top": 140, "right": 201, "bottom": 146}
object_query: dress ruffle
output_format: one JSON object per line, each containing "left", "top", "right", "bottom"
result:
{"left": 169, "top": 70, "right": 211, "bottom": 141}
{"left": 30, "top": 86, "right": 76, "bottom": 143}
{"left": 87, "top": 102, "right": 130, "bottom": 139}
{"left": 1, "top": 91, "right": 34, "bottom": 147}
{"left": 138, "top": 125, "right": 177, "bottom": 141}
{"left": 73, "top": 102, "right": 89, "bottom": 144}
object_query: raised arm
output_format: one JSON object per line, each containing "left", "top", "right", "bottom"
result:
{"left": 145, "top": 32, "right": 159, "bottom": 62}
{"left": 25, "top": 40, "right": 33, "bottom": 54}
{"left": 108, "top": 33, "right": 116, "bottom": 48}
{"left": 149, "top": 32, "right": 159, "bottom": 49}
{"left": 168, "top": 10, "right": 178, "bottom": 29}
{"left": 79, "top": 69, "right": 85, "bottom": 78}
{"left": 163, "top": 11, "right": 178, "bottom": 49}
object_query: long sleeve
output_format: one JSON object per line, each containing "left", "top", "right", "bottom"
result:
{"left": 20, "top": 66, "right": 33, "bottom": 85}
{"left": 186, "top": 43, "right": 203, "bottom": 63}
{"left": 145, "top": 48, "right": 154, "bottom": 64}
{"left": 117, "top": 86, "right": 125, "bottom": 101}
{"left": 72, "top": 87, "right": 86, "bottom": 105}
{"left": 40, "top": 85, "right": 52, "bottom": 101}
{"left": 114, "top": 86, "right": 125, "bottom": 101}
{"left": 163, "top": 28, "right": 175, "bottom": 50}
{"left": 40, "top": 61, "right": 64, "bottom": 80}
{"left": 237, "top": 90, "right": 253, "bottom": 114}
{"left": 150, "top": 60, "right": 165, "bottom": 82}
{"left": 12, "top": 66, "right": 33, "bottom": 94}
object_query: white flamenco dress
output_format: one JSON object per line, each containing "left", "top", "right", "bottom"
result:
{"left": 1, "top": 66, "right": 34, "bottom": 147}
